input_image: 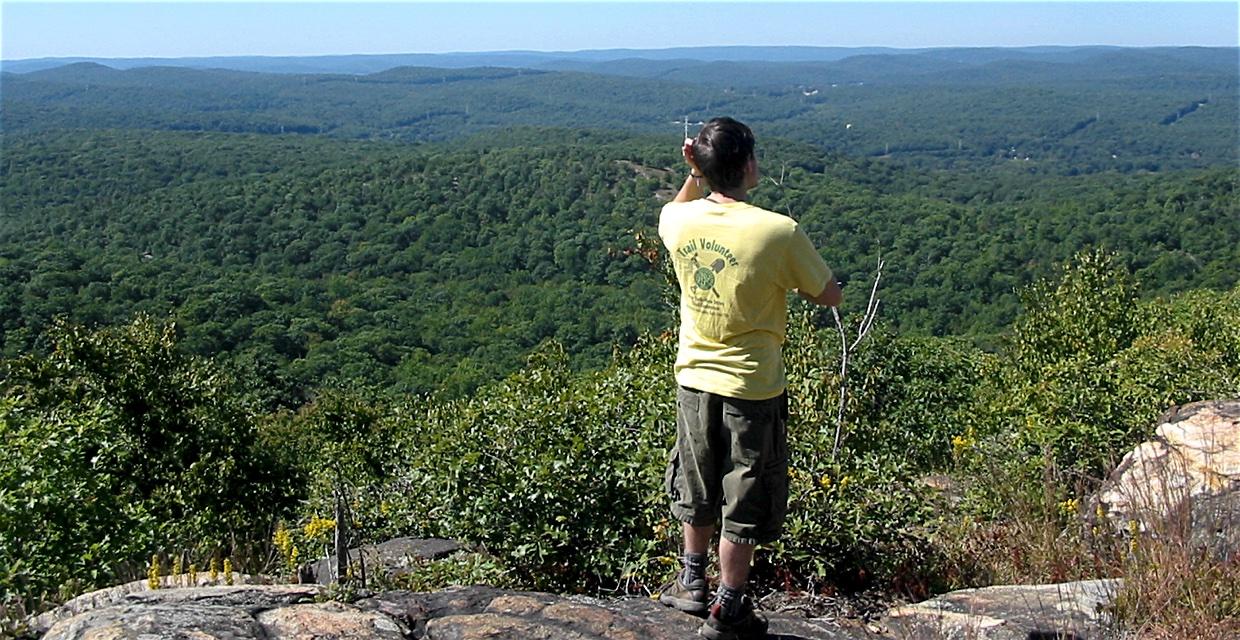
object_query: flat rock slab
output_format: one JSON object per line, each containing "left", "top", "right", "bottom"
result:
{"left": 34, "top": 582, "right": 903, "bottom": 640}
{"left": 29, "top": 575, "right": 287, "bottom": 635}
{"left": 259, "top": 601, "right": 410, "bottom": 639}
{"left": 42, "top": 602, "right": 268, "bottom": 640}
{"left": 359, "top": 585, "right": 872, "bottom": 640}
{"left": 876, "top": 579, "right": 1120, "bottom": 640}
{"left": 303, "top": 537, "right": 464, "bottom": 585}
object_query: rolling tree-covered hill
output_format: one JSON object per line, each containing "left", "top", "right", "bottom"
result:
{"left": 2, "top": 127, "right": 1236, "bottom": 399}
{"left": 3, "top": 46, "right": 1235, "bottom": 172}
{"left": 2, "top": 46, "right": 1239, "bottom": 635}
{"left": 1, "top": 46, "right": 1237, "bottom": 397}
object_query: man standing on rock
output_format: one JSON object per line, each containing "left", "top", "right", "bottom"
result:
{"left": 656, "top": 117, "right": 841, "bottom": 640}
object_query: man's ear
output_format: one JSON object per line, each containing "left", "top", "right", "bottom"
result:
{"left": 746, "top": 155, "right": 760, "bottom": 185}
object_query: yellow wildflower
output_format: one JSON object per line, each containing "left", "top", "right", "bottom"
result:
{"left": 273, "top": 523, "right": 294, "bottom": 560}
{"left": 304, "top": 516, "right": 336, "bottom": 543}
{"left": 951, "top": 432, "right": 975, "bottom": 458}
{"left": 819, "top": 475, "right": 832, "bottom": 489}
{"left": 1057, "top": 498, "right": 1079, "bottom": 517}
{"left": 210, "top": 556, "right": 220, "bottom": 582}
{"left": 223, "top": 558, "right": 234, "bottom": 585}
{"left": 147, "top": 554, "right": 161, "bottom": 590}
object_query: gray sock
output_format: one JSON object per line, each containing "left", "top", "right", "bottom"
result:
{"left": 713, "top": 582, "right": 745, "bottom": 620}
{"left": 680, "top": 552, "right": 707, "bottom": 585}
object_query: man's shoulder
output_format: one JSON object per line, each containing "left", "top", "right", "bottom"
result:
{"left": 660, "top": 199, "right": 703, "bottom": 215}
{"left": 736, "top": 203, "right": 799, "bottom": 237}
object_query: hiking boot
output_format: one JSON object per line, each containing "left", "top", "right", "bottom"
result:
{"left": 698, "top": 599, "right": 769, "bottom": 640}
{"left": 657, "top": 573, "right": 709, "bottom": 616}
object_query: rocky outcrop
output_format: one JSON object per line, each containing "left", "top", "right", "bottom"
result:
{"left": 34, "top": 582, "right": 874, "bottom": 639}
{"left": 28, "top": 573, "right": 277, "bottom": 635}
{"left": 1093, "top": 399, "right": 1240, "bottom": 555}
{"left": 875, "top": 579, "right": 1120, "bottom": 640}
{"left": 32, "top": 577, "right": 1132, "bottom": 639}
{"left": 300, "top": 537, "right": 464, "bottom": 585}
{"left": 366, "top": 586, "right": 874, "bottom": 639}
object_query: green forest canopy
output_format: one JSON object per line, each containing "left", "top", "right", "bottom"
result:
{"left": 1, "top": 46, "right": 1237, "bottom": 397}
{"left": 1, "top": 127, "right": 1236, "bottom": 398}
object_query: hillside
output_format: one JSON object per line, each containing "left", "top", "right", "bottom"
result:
{"left": 2, "top": 128, "right": 1236, "bottom": 399}
{"left": 3, "top": 46, "right": 1236, "bottom": 172}
{"left": 2, "top": 45, "right": 1239, "bottom": 636}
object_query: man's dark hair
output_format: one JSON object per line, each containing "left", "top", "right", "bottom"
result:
{"left": 692, "top": 117, "right": 755, "bottom": 192}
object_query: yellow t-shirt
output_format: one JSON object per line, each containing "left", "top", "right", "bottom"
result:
{"left": 659, "top": 199, "right": 833, "bottom": 400}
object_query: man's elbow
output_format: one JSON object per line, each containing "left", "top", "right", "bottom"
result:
{"left": 802, "top": 280, "right": 842, "bottom": 307}
{"left": 821, "top": 284, "right": 843, "bottom": 308}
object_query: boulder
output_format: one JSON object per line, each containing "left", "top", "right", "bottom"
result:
{"left": 300, "top": 537, "right": 464, "bottom": 585}
{"left": 876, "top": 579, "right": 1120, "bottom": 640}
{"left": 1093, "top": 400, "right": 1240, "bottom": 555}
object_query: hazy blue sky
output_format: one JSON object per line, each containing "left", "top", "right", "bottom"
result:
{"left": 3, "top": 2, "right": 1237, "bottom": 60}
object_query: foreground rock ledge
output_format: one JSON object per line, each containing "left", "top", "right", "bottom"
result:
{"left": 37, "top": 582, "right": 870, "bottom": 640}
{"left": 35, "top": 579, "right": 1123, "bottom": 639}
{"left": 877, "top": 579, "right": 1120, "bottom": 640}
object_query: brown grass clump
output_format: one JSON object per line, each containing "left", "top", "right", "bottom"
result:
{"left": 936, "top": 448, "right": 1238, "bottom": 639}
{"left": 1107, "top": 508, "right": 1240, "bottom": 639}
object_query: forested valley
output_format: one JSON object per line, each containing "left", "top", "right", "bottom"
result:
{"left": 1, "top": 45, "right": 1237, "bottom": 636}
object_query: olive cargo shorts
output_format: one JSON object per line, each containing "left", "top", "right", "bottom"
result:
{"left": 665, "top": 385, "right": 790, "bottom": 545}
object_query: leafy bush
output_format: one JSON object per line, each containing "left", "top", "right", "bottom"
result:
{"left": 386, "top": 552, "right": 517, "bottom": 593}
{"left": 979, "top": 250, "right": 1240, "bottom": 477}
{"left": 0, "top": 316, "right": 291, "bottom": 607}
{"left": 772, "top": 308, "right": 986, "bottom": 591}
{"left": 378, "top": 339, "right": 676, "bottom": 592}
{"left": 5, "top": 249, "right": 1237, "bottom": 622}
{"left": 944, "top": 252, "right": 1240, "bottom": 600}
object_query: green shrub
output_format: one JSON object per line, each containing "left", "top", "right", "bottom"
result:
{"left": 981, "top": 251, "right": 1240, "bottom": 476}
{"left": 0, "top": 316, "right": 291, "bottom": 608}
{"left": 769, "top": 309, "right": 979, "bottom": 591}
{"left": 387, "top": 552, "right": 517, "bottom": 593}
{"left": 382, "top": 338, "right": 676, "bottom": 592}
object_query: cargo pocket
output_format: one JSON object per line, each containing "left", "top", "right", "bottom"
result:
{"left": 763, "top": 398, "right": 790, "bottom": 537}
{"left": 723, "top": 399, "right": 773, "bottom": 463}
{"left": 664, "top": 448, "right": 682, "bottom": 503}
{"left": 763, "top": 454, "right": 789, "bottom": 531}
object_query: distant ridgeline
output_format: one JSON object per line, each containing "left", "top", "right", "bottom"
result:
{"left": 0, "top": 46, "right": 1237, "bottom": 398}
{"left": 2, "top": 46, "right": 1237, "bottom": 172}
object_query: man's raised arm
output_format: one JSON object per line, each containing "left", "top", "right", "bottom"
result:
{"left": 673, "top": 137, "right": 705, "bottom": 203}
{"left": 799, "top": 279, "right": 843, "bottom": 307}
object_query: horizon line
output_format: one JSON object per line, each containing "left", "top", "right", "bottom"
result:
{"left": 7, "top": 43, "right": 1238, "bottom": 64}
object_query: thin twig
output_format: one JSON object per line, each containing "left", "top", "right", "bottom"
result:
{"left": 832, "top": 306, "right": 849, "bottom": 459}
{"left": 831, "top": 257, "right": 885, "bottom": 460}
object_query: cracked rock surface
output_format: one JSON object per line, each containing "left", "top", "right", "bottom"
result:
{"left": 35, "top": 581, "right": 871, "bottom": 640}
{"left": 34, "top": 578, "right": 1122, "bottom": 639}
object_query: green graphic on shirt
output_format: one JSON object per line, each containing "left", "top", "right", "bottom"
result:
{"left": 690, "top": 254, "right": 726, "bottom": 298}
{"left": 676, "top": 238, "right": 739, "bottom": 307}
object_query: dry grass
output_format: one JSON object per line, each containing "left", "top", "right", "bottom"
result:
{"left": 933, "top": 447, "right": 1238, "bottom": 639}
{"left": 1107, "top": 508, "right": 1240, "bottom": 639}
